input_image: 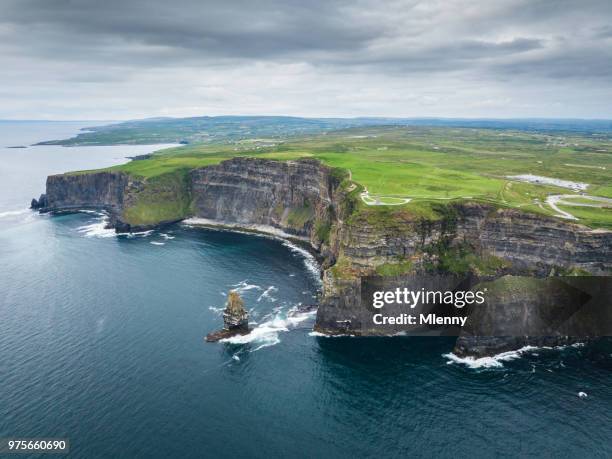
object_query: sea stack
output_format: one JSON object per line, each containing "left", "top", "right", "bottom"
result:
{"left": 205, "top": 291, "right": 250, "bottom": 342}
{"left": 30, "top": 193, "right": 48, "bottom": 209}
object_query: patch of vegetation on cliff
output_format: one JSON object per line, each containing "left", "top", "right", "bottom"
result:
{"left": 329, "top": 166, "right": 350, "bottom": 183}
{"left": 551, "top": 266, "right": 593, "bottom": 276}
{"left": 375, "top": 259, "right": 414, "bottom": 276}
{"left": 329, "top": 256, "right": 361, "bottom": 280}
{"left": 476, "top": 276, "right": 545, "bottom": 298}
{"left": 122, "top": 169, "right": 192, "bottom": 226}
{"left": 348, "top": 201, "right": 448, "bottom": 230}
{"left": 336, "top": 180, "right": 362, "bottom": 220}
{"left": 314, "top": 220, "right": 332, "bottom": 244}
{"left": 286, "top": 203, "right": 315, "bottom": 229}
{"left": 431, "top": 244, "right": 510, "bottom": 276}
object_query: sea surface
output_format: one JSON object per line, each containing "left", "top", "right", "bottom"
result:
{"left": 0, "top": 122, "right": 611, "bottom": 458}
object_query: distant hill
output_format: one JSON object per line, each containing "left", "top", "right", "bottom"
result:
{"left": 35, "top": 115, "right": 612, "bottom": 146}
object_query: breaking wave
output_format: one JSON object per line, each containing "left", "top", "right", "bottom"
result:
{"left": 443, "top": 342, "right": 586, "bottom": 369}
{"left": 75, "top": 212, "right": 155, "bottom": 239}
{"left": 231, "top": 280, "right": 263, "bottom": 294}
{"left": 443, "top": 346, "right": 539, "bottom": 369}
{"left": 282, "top": 240, "right": 320, "bottom": 279}
{"left": 76, "top": 213, "right": 116, "bottom": 238}
{"left": 308, "top": 331, "right": 348, "bottom": 338}
{"left": 220, "top": 306, "right": 316, "bottom": 351}
{"left": 123, "top": 230, "right": 154, "bottom": 238}
{"left": 257, "top": 286, "right": 278, "bottom": 302}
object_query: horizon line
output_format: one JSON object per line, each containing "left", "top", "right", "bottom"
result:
{"left": 2, "top": 115, "right": 612, "bottom": 123}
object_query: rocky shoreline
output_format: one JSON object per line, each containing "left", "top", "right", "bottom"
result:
{"left": 31, "top": 157, "right": 612, "bottom": 356}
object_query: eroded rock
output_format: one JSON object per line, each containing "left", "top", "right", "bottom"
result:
{"left": 206, "top": 291, "right": 250, "bottom": 342}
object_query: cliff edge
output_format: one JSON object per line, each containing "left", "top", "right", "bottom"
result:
{"left": 33, "top": 157, "right": 612, "bottom": 356}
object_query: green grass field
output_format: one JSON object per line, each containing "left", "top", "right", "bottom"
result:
{"left": 80, "top": 126, "right": 612, "bottom": 228}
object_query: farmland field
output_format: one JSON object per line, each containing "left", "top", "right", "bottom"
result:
{"left": 73, "top": 125, "right": 612, "bottom": 228}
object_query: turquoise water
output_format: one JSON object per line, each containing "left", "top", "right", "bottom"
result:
{"left": 1, "top": 123, "right": 611, "bottom": 458}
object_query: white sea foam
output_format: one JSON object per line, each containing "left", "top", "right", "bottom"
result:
{"left": 208, "top": 306, "right": 224, "bottom": 315}
{"left": 183, "top": 217, "right": 309, "bottom": 241}
{"left": 443, "top": 342, "right": 587, "bottom": 369}
{"left": 308, "top": 331, "right": 327, "bottom": 337}
{"left": 76, "top": 212, "right": 158, "bottom": 239}
{"left": 257, "top": 286, "right": 278, "bottom": 302}
{"left": 231, "top": 280, "right": 262, "bottom": 294}
{"left": 150, "top": 241, "right": 165, "bottom": 246}
{"left": 443, "top": 346, "right": 539, "bottom": 369}
{"left": 77, "top": 209, "right": 103, "bottom": 215}
{"left": 124, "top": 230, "right": 154, "bottom": 238}
{"left": 160, "top": 233, "right": 175, "bottom": 240}
{"left": 220, "top": 307, "right": 316, "bottom": 350}
{"left": 281, "top": 240, "right": 320, "bottom": 279}
{"left": 308, "top": 331, "right": 349, "bottom": 338}
{"left": 0, "top": 208, "right": 30, "bottom": 219}
{"left": 76, "top": 215, "right": 116, "bottom": 238}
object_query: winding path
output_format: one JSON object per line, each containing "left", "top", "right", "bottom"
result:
{"left": 347, "top": 169, "right": 612, "bottom": 220}
{"left": 360, "top": 187, "right": 412, "bottom": 206}
{"left": 545, "top": 194, "right": 612, "bottom": 220}
{"left": 347, "top": 169, "right": 412, "bottom": 206}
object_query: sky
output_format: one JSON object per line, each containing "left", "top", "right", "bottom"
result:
{"left": 1, "top": 0, "right": 612, "bottom": 120}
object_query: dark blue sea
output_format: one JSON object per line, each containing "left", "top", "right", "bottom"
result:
{"left": 1, "top": 122, "right": 611, "bottom": 458}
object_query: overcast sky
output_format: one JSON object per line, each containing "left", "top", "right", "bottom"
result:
{"left": 1, "top": 0, "right": 611, "bottom": 120}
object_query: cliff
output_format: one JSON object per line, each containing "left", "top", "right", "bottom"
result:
{"left": 44, "top": 171, "right": 130, "bottom": 213}
{"left": 35, "top": 157, "right": 612, "bottom": 356}
{"left": 36, "top": 158, "right": 342, "bottom": 238}
{"left": 314, "top": 202, "right": 611, "bottom": 339}
{"left": 190, "top": 157, "right": 341, "bottom": 247}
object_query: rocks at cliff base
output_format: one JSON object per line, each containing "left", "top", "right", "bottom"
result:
{"left": 30, "top": 194, "right": 48, "bottom": 209}
{"left": 206, "top": 291, "right": 251, "bottom": 342}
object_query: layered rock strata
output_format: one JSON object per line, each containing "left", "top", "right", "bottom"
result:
{"left": 34, "top": 158, "right": 612, "bottom": 356}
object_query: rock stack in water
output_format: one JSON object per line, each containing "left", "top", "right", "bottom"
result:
{"left": 205, "top": 291, "right": 250, "bottom": 342}
{"left": 30, "top": 194, "right": 48, "bottom": 210}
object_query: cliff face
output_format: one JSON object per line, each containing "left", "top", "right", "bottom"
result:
{"left": 44, "top": 171, "right": 130, "bottom": 213}
{"left": 457, "top": 204, "right": 611, "bottom": 275}
{"left": 328, "top": 203, "right": 610, "bottom": 275}
{"left": 39, "top": 158, "right": 342, "bottom": 238}
{"left": 37, "top": 158, "right": 612, "bottom": 356}
{"left": 190, "top": 157, "right": 340, "bottom": 246}
{"left": 314, "top": 201, "right": 612, "bottom": 350}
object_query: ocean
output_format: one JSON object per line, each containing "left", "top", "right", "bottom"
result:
{"left": 0, "top": 122, "right": 610, "bottom": 458}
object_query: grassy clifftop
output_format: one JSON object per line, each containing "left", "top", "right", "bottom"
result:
{"left": 72, "top": 125, "right": 612, "bottom": 229}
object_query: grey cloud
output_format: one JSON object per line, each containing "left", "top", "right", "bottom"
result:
{"left": 1, "top": 0, "right": 382, "bottom": 59}
{"left": 0, "top": 0, "right": 611, "bottom": 119}
{"left": 0, "top": 0, "right": 602, "bottom": 79}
